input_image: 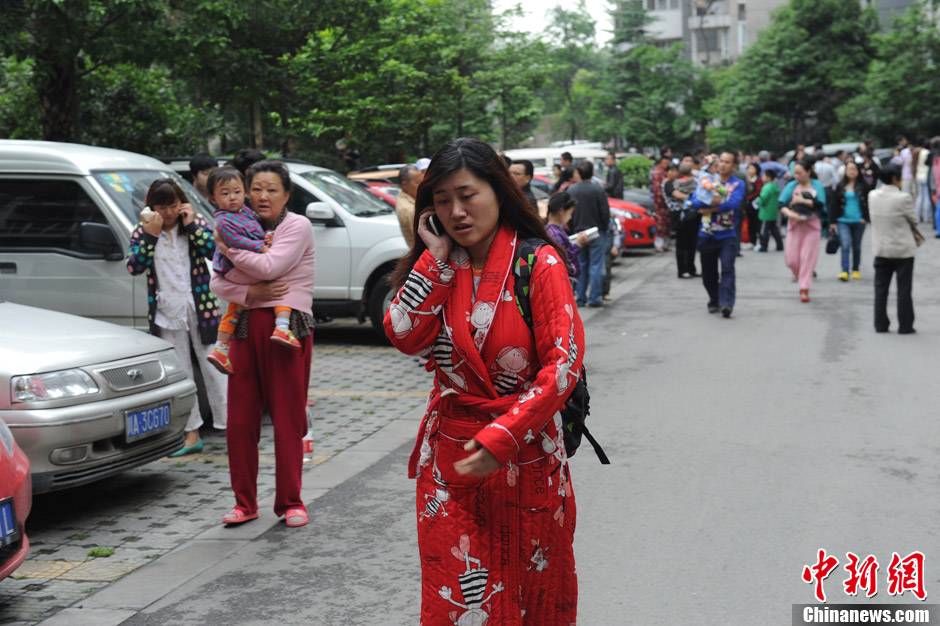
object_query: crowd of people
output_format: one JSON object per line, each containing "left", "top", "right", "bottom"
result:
{"left": 645, "top": 139, "right": 927, "bottom": 330}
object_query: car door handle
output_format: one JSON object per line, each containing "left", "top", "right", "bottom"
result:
{"left": 0, "top": 262, "right": 15, "bottom": 275}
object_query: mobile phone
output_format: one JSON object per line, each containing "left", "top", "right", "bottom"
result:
{"left": 428, "top": 214, "right": 443, "bottom": 237}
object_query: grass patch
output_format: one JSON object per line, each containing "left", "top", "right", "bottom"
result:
{"left": 87, "top": 547, "right": 115, "bottom": 558}
{"left": 172, "top": 461, "right": 186, "bottom": 468}
{"left": 68, "top": 533, "right": 89, "bottom": 541}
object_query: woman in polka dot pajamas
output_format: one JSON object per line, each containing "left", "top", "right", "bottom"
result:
{"left": 126, "top": 179, "right": 227, "bottom": 456}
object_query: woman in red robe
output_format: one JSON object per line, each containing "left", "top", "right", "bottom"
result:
{"left": 386, "top": 138, "right": 585, "bottom": 625}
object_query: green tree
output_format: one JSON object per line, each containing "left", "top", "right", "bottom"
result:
{"left": 599, "top": 42, "right": 707, "bottom": 151}
{"left": 544, "top": 1, "right": 603, "bottom": 142}
{"left": 0, "top": 0, "right": 165, "bottom": 142}
{"left": 705, "top": 0, "right": 877, "bottom": 152}
{"left": 0, "top": 56, "right": 40, "bottom": 139}
{"left": 836, "top": 2, "right": 940, "bottom": 145}
{"left": 80, "top": 63, "right": 224, "bottom": 155}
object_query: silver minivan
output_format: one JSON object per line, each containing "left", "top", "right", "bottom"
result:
{"left": 0, "top": 140, "right": 215, "bottom": 331}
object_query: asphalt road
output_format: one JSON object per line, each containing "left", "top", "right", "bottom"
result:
{"left": 17, "top": 237, "right": 940, "bottom": 625}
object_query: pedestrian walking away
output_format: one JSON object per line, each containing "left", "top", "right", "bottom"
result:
{"left": 567, "top": 159, "right": 610, "bottom": 307}
{"left": 126, "top": 179, "right": 227, "bottom": 456}
{"left": 869, "top": 163, "right": 919, "bottom": 334}
{"left": 780, "top": 159, "right": 827, "bottom": 303}
{"left": 604, "top": 151, "right": 624, "bottom": 199}
{"left": 210, "top": 160, "right": 316, "bottom": 528}
{"left": 386, "top": 138, "right": 583, "bottom": 626}
{"left": 830, "top": 161, "right": 870, "bottom": 282}
{"left": 755, "top": 169, "right": 782, "bottom": 252}
{"left": 692, "top": 151, "right": 745, "bottom": 317}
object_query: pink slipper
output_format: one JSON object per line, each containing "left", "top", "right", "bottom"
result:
{"left": 284, "top": 508, "right": 308, "bottom": 527}
{"left": 222, "top": 509, "right": 258, "bottom": 525}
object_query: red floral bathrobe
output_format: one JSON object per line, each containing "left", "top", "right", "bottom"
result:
{"left": 385, "top": 224, "right": 585, "bottom": 626}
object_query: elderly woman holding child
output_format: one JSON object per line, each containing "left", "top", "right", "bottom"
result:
{"left": 209, "top": 160, "right": 316, "bottom": 529}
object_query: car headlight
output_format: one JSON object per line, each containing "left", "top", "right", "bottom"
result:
{"left": 159, "top": 349, "right": 183, "bottom": 377}
{"left": 12, "top": 369, "right": 99, "bottom": 403}
{"left": 611, "top": 208, "right": 642, "bottom": 220}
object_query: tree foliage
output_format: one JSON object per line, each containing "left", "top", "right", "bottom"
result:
{"left": 705, "top": 0, "right": 877, "bottom": 151}
{"left": 837, "top": 1, "right": 940, "bottom": 145}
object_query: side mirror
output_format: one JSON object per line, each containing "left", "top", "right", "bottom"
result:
{"left": 79, "top": 222, "right": 123, "bottom": 260}
{"left": 305, "top": 202, "right": 335, "bottom": 221}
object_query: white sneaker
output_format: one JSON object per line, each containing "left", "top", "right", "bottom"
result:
{"left": 752, "top": 245, "right": 762, "bottom": 252}
{"left": 741, "top": 243, "right": 754, "bottom": 250}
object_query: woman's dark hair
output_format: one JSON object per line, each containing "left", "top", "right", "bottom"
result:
{"left": 547, "top": 191, "right": 575, "bottom": 216}
{"left": 746, "top": 162, "right": 759, "bottom": 176}
{"left": 794, "top": 158, "right": 817, "bottom": 179}
{"left": 246, "top": 159, "right": 292, "bottom": 194}
{"left": 233, "top": 148, "right": 266, "bottom": 176}
{"left": 206, "top": 166, "right": 245, "bottom": 197}
{"left": 390, "top": 137, "right": 566, "bottom": 290}
{"left": 146, "top": 178, "right": 187, "bottom": 208}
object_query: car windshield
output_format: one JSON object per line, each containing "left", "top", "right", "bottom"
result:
{"left": 300, "top": 170, "right": 394, "bottom": 216}
{"left": 92, "top": 169, "right": 217, "bottom": 227}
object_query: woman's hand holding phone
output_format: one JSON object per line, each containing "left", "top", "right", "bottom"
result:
{"left": 417, "top": 209, "right": 452, "bottom": 262}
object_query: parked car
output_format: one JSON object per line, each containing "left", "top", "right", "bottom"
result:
{"left": 621, "top": 188, "right": 655, "bottom": 213}
{"left": 0, "top": 140, "right": 214, "bottom": 333}
{"left": 163, "top": 156, "right": 409, "bottom": 335}
{"left": 610, "top": 199, "right": 656, "bottom": 248}
{"left": 0, "top": 302, "right": 196, "bottom": 493}
{"left": 0, "top": 417, "right": 30, "bottom": 581}
{"left": 355, "top": 180, "right": 400, "bottom": 208}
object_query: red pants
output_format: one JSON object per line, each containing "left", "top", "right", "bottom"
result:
{"left": 227, "top": 308, "right": 312, "bottom": 517}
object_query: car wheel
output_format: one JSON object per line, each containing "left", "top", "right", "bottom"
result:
{"left": 368, "top": 275, "right": 395, "bottom": 340}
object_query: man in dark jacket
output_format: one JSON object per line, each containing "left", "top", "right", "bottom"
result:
{"left": 551, "top": 151, "right": 574, "bottom": 193}
{"left": 568, "top": 160, "right": 611, "bottom": 307}
{"left": 509, "top": 159, "right": 538, "bottom": 212}
{"left": 604, "top": 152, "right": 624, "bottom": 199}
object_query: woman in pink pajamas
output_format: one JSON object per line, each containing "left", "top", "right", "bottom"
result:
{"left": 779, "top": 160, "right": 827, "bottom": 302}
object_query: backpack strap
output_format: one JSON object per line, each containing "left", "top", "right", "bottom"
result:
{"left": 511, "top": 237, "right": 610, "bottom": 465}
{"left": 512, "top": 237, "right": 543, "bottom": 327}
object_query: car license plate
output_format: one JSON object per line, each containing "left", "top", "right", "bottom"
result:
{"left": 0, "top": 498, "right": 18, "bottom": 547}
{"left": 125, "top": 402, "right": 171, "bottom": 443}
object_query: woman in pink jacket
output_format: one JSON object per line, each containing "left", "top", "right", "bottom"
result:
{"left": 210, "top": 160, "right": 316, "bottom": 528}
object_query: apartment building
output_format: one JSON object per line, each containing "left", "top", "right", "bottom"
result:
{"left": 644, "top": 0, "right": 919, "bottom": 65}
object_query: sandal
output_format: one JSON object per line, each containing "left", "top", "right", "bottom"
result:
{"left": 222, "top": 509, "right": 258, "bottom": 525}
{"left": 284, "top": 508, "right": 308, "bottom": 527}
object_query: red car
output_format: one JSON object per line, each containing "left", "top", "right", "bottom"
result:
{"left": 0, "top": 419, "right": 30, "bottom": 581}
{"left": 531, "top": 175, "right": 655, "bottom": 248}
{"left": 609, "top": 198, "right": 656, "bottom": 248}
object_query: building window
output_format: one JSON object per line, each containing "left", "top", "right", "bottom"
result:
{"left": 699, "top": 28, "right": 720, "bottom": 52}
{"left": 738, "top": 3, "right": 746, "bottom": 20}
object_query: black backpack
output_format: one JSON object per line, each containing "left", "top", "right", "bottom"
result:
{"left": 512, "top": 238, "right": 610, "bottom": 465}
